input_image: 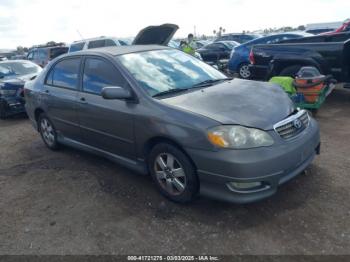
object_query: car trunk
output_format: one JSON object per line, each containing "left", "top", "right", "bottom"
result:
{"left": 132, "top": 24, "right": 179, "bottom": 46}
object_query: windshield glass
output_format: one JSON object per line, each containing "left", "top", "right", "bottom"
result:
{"left": 0, "top": 61, "right": 41, "bottom": 78}
{"left": 117, "top": 49, "right": 226, "bottom": 97}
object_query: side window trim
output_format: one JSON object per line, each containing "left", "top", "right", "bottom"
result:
{"left": 44, "top": 56, "right": 82, "bottom": 91}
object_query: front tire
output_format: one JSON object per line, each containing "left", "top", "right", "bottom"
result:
{"left": 238, "top": 63, "right": 251, "bottom": 79}
{"left": 38, "top": 113, "right": 59, "bottom": 150}
{"left": 148, "top": 143, "right": 199, "bottom": 203}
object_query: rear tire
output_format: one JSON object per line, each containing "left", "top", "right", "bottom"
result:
{"left": 238, "top": 63, "right": 251, "bottom": 79}
{"left": 279, "top": 65, "right": 302, "bottom": 77}
{"left": 38, "top": 113, "right": 59, "bottom": 150}
{"left": 0, "top": 101, "right": 7, "bottom": 119}
{"left": 148, "top": 143, "right": 199, "bottom": 203}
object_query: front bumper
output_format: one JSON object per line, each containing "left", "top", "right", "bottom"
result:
{"left": 186, "top": 119, "right": 320, "bottom": 204}
{"left": 0, "top": 97, "right": 26, "bottom": 117}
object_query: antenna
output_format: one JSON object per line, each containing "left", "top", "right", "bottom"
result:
{"left": 76, "top": 30, "right": 84, "bottom": 40}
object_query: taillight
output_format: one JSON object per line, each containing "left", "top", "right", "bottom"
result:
{"left": 249, "top": 49, "right": 255, "bottom": 65}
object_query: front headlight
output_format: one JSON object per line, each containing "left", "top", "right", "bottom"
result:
{"left": 207, "top": 125, "right": 274, "bottom": 149}
{"left": 0, "top": 89, "right": 17, "bottom": 96}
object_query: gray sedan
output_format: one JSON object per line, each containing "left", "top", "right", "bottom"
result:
{"left": 24, "top": 45, "right": 320, "bottom": 204}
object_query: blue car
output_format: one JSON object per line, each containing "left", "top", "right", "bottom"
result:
{"left": 228, "top": 33, "right": 310, "bottom": 79}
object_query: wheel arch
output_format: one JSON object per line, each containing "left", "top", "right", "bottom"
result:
{"left": 143, "top": 136, "right": 198, "bottom": 171}
{"left": 271, "top": 59, "right": 323, "bottom": 77}
{"left": 34, "top": 108, "right": 45, "bottom": 130}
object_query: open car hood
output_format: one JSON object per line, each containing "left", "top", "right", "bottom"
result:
{"left": 132, "top": 24, "right": 179, "bottom": 46}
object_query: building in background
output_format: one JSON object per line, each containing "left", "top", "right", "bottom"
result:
{"left": 306, "top": 21, "right": 343, "bottom": 30}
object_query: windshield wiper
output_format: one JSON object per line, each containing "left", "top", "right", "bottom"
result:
{"left": 152, "top": 78, "right": 232, "bottom": 98}
{"left": 191, "top": 78, "right": 232, "bottom": 88}
{"left": 153, "top": 88, "right": 190, "bottom": 98}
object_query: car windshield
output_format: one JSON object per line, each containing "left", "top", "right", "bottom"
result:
{"left": 117, "top": 49, "right": 226, "bottom": 97}
{"left": 223, "top": 42, "right": 238, "bottom": 49}
{"left": 0, "top": 61, "right": 41, "bottom": 78}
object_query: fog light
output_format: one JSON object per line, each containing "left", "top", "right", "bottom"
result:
{"left": 230, "top": 181, "right": 262, "bottom": 190}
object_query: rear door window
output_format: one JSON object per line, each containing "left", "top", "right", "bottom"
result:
{"left": 82, "top": 57, "right": 126, "bottom": 95}
{"left": 50, "top": 47, "right": 68, "bottom": 59}
{"left": 207, "top": 43, "right": 222, "bottom": 50}
{"left": 38, "top": 49, "right": 48, "bottom": 60}
{"left": 27, "top": 51, "right": 34, "bottom": 60}
{"left": 88, "top": 40, "right": 105, "bottom": 49}
{"left": 105, "top": 39, "right": 117, "bottom": 47}
{"left": 48, "top": 57, "right": 81, "bottom": 89}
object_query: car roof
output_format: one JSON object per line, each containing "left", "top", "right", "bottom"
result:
{"left": 60, "top": 45, "right": 170, "bottom": 57}
{"left": 71, "top": 36, "right": 118, "bottom": 44}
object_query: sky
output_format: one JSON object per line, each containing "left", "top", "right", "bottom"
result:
{"left": 0, "top": 0, "right": 349, "bottom": 49}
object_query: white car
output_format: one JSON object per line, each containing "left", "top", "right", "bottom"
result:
{"left": 68, "top": 37, "right": 129, "bottom": 53}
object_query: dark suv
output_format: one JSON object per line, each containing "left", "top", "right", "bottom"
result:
{"left": 214, "top": 34, "right": 261, "bottom": 44}
{"left": 27, "top": 44, "right": 68, "bottom": 67}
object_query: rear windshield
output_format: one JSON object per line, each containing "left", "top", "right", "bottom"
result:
{"left": 0, "top": 61, "right": 41, "bottom": 78}
{"left": 69, "top": 43, "right": 85, "bottom": 52}
{"left": 49, "top": 47, "right": 69, "bottom": 59}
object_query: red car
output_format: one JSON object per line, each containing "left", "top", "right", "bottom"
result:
{"left": 325, "top": 19, "right": 350, "bottom": 35}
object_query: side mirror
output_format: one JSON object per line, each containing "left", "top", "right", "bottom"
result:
{"left": 101, "top": 87, "right": 133, "bottom": 100}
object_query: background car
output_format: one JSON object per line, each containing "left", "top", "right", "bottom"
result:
{"left": 27, "top": 44, "right": 68, "bottom": 67}
{"left": 214, "top": 33, "right": 261, "bottom": 44}
{"left": 305, "top": 28, "right": 334, "bottom": 35}
{"left": 228, "top": 32, "right": 311, "bottom": 79}
{"left": 196, "top": 40, "right": 211, "bottom": 49}
{"left": 325, "top": 19, "right": 350, "bottom": 35}
{"left": 0, "top": 60, "right": 42, "bottom": 118}
{"left": 68, "top": 36, "right": 127, "bottom": 53}
{"left": 168, "top": 40, "right": 180, "bottom": 49}
{"left": 197, "top": 41, "right": 239, "bottom": 64}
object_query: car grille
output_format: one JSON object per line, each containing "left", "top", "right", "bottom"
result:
{"left": 274, "top": 110, "right": 309, "bottom": 139}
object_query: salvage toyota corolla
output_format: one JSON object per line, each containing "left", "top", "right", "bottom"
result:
{"left": 24, "top": 43, "right": 320, "bottom": 204}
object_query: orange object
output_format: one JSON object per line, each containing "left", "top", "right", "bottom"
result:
{"left": 294, "top": 77, "right": 326, "bottom": 103}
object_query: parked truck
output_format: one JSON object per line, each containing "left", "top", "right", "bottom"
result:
{"left": 249, "top": 32, "right": 350, "bottom": 85}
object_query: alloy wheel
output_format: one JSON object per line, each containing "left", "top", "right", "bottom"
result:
{"left": 154, "top": 153, "right": 187, "bottom": 196}
{"left": 40, "top": 118, "right": 55, "bottom": 147}
{"left": 239, "top": 64, "right": 251, "bottom": 79}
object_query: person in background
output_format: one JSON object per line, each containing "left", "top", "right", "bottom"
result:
{"left": 182, "top": 34, "right": 197, "bottom": 56}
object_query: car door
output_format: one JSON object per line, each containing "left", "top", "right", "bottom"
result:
{"left": 43, "top": 57, "right": 81, "bottom": 141}
{"left": 200, "top": 43, "right": 221, "bottom": 62}
{"left": 217, "top": 43, "right": 231, "bottom": 59}
{"left": 77, "top": 56, "right": 135, "bottom": 159}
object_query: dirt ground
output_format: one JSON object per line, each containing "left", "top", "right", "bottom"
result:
{"left": 0, "top": 87, "right": 349, "bottom": 255}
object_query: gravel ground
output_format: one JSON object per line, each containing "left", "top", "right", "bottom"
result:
{"left": 0, "top": 87, "right": 349, "bottom": 255}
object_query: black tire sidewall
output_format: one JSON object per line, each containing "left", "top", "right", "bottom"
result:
{"left": 279, "top": 65, "right": 302, "bottom": 77}
{"left": 148, "top": 143, "right": 199, "bottom": 203}
{"left": 0, "top": 100, "right": 7, "bottom": 119}
{"left": 38, "top": 113, "right": 59, "bottom": 150}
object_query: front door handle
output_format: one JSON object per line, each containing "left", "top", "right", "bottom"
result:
{"left": 80, "top": 97, "right": 87, "bottom": 104}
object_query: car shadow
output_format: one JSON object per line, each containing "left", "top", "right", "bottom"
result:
{"left": 56, "top": 144, "right": 323, "bottom": 231}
